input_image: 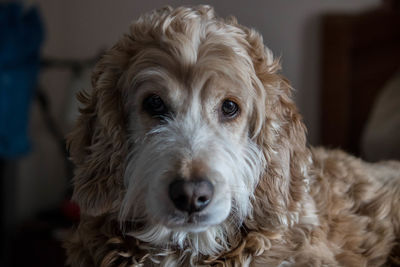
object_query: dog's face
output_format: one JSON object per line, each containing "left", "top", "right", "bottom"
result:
{"left": 69, "top": 5, "right": 309, "bottom": 255}
{"left": 121, "top": 56, "right": 265, "bottom": 233}
{"left": 118, "top": 7, "right": 268, "bottom": 246}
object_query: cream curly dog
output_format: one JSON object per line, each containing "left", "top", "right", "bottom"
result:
{"left": 65, "top": 5, "right": 400, "bottom": 266}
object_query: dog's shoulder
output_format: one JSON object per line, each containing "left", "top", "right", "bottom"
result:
{"left": 310, "top": 146, "right": 400, "bottom": 190}
{"left": 306, "top": 147, "right": 400, "bottom": 266}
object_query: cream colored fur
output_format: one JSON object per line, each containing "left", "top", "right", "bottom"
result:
{"left": 65, "top": 5, "right": 400, "bottom": 267}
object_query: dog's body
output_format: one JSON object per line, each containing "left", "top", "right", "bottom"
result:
{"left": 65, "top": 6, "right": 400, "bottom": 266}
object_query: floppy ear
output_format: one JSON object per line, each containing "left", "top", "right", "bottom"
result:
{"left": 67, "top": 44, "right": 132, "bottom": 216}
{"left": 242, "top": 27, "right": 311, "bottom": 229}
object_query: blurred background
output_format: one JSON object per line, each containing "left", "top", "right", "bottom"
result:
{"left": 1, "top": 0, "right": 399, "bottom": 266}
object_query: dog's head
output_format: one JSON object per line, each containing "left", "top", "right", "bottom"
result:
{"left": 68, "top": 5, "right": 310, "bottom": 255}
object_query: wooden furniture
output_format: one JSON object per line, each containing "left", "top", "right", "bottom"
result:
{"left": 321, "top": 1, "right": 400, "bottom": 157}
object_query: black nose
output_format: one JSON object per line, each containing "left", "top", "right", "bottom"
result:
{"left": 168, "top": 178, "right": 214, "bottom": 213}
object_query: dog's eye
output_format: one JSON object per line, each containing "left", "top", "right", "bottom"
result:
{"left": 221, "top": 99, "right": 239, "bottom": 118}
{"left": 143, "top": 94, "right": 168, "bottom": 117}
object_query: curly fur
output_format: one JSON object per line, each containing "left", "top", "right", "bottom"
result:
{"left": 64, "top": 5, "right": 400, "bottom": 267}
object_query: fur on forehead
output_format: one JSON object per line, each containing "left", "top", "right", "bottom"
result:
{"left": 117, "top": 5, "right": 272, "bottom": 133}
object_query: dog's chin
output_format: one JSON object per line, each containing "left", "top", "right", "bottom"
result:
{"left": 168, "top": 223, "right": 210, "bottom": 233}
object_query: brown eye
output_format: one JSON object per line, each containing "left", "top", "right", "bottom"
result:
{"left": 143, "top": 94, "right": 168, "bottom": 117}
{"left": 221, "top": 99, "right": 239, "bottom": 118}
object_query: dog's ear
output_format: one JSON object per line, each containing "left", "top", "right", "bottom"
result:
{"left": 242, "top": 27, "right": 311, "bottom": 229}
{"left": 67, "top": 44, "right": 132, "bottom": 216}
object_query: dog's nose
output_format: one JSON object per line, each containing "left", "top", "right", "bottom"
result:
{"left": 168, "top": 178, "right": 214, "bottom": 213}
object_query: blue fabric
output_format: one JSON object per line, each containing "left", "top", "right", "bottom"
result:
{"left": 0, "top": 3, "right": 44, "bottom": 158}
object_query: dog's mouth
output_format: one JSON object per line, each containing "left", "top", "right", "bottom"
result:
{"left": 163, "top": 211, "right": 213, "bottom": 232}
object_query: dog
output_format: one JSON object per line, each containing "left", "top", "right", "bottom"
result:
{"left": 65, "top": 5, "right": 400, "bottom": 266}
